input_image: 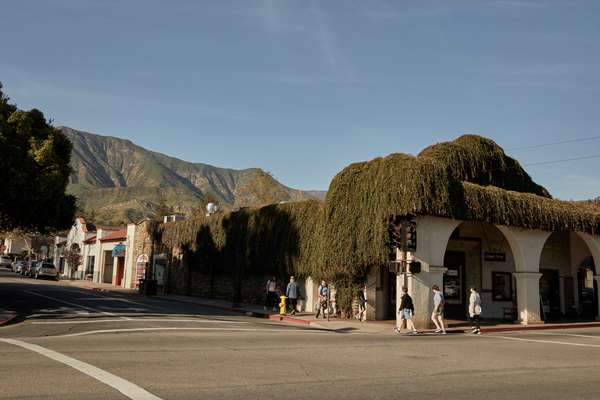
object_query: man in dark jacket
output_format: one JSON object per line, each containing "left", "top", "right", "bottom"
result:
{"left": 397, "top": 287, "right": 418, "bottom": 334}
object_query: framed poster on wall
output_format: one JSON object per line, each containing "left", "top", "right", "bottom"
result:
{"left": 492, "top": 271, "right": 513, "bottom": 301}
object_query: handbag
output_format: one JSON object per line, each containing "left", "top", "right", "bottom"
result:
{"left": 475, "top": 305, "right": 482, "bottom": 315}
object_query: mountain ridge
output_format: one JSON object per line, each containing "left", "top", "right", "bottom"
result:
{"left": 60, "top": 127, "right": 325, "bottom": 224}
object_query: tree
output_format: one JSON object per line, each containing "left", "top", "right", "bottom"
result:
{"left": 0, "top": 82, "right": 76, "bottom": 233}
{"left": 63, "top": 245, "right": 82, "bottom": 278}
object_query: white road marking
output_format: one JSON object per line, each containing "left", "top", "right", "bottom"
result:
{"left": 529, "top": 331, "right": 600, "bottom": 340}
{"left": 495, "top": 335, "right": 600, "bottom": 348}
{"left": 24, "top": 290, "right": 131, "bottom": 320}
{"left": 32, "top": 326, "right": 330, "bottom": 339}
{"left": 31, "top": 318, "right": 248, "bottom": 325}
{"left": 0, "top": 338, "right": 163, "bottom": 400}
{"left": 74, "top": 297, "right": 136, "bottom": 301}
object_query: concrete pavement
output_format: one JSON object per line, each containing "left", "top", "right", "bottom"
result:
{"left": 3, "top": 269, "right": 600, "bottom": 399}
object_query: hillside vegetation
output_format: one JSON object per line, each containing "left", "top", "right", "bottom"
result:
{"left": 62, "top": 127, "right": 324, "bottom": 224}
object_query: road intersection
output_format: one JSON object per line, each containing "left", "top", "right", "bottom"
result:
{"left": 2, "top": 270, "right": 600, "bottom": 399}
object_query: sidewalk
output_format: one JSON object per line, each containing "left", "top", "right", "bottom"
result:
{"left": 55, "top": 279, "right": 600, "bottom": 334}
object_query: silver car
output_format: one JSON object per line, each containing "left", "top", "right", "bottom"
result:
{"left": 12, "top": 260, "right": 27, "bottom": 273}
{"left": 33, "top": 262, "right": 59, "bottom": 280}
{"left": 0, "top": 255, "right": 12, "bottom": 269}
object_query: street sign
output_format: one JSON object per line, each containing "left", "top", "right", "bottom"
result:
{"left": 112, "top": 243, "right": 126, "bottom": 257}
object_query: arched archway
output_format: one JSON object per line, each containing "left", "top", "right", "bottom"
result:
{"left": 441, "top": 221, "right": 519, "bottom": 321}
{"left": 539, "top": 231, "right": 598, "bottom": 320}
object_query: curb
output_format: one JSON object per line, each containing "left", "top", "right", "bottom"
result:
{"left": 154, "top": 295, "right": 276, "bottom": 320}
{"left": 0, "top": 311, "right": 18, "bottom": 327}
{"left": 268, "top": 314, "right": 312, "bottom": 326}
{"left": 155, "top": 296, "right": 315, "bottom": 326}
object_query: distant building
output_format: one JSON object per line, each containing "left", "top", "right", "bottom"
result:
{"left": 52, "top": 217, "right": 154, "bottom": 290}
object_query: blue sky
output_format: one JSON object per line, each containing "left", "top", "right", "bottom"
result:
{"left": 1, "top": 0, "right": 599, "bottom": 199}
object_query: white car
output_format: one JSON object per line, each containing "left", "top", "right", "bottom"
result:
{"left": 13, "top": 260, "right": 27, "bottom": 273}
{"left": 0, "top": 255, "right": 12, "bottom": 269}
{"left": 33, "top": 262, "right": 59, "bottom": 280}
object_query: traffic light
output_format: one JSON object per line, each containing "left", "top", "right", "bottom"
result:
{"left": 408, "top": 261, "right": 421, "bottom": 274}
{"left": 405, "top": 221, "right": 417, "bottom": 252}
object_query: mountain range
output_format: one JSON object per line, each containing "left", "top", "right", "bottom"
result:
{"left": 61, "top": 127, "right": 325, "bottom": 225}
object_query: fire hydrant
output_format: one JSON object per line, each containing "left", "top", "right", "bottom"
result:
{"left": 279, "top": 295, "right": 287, "bottom": 315}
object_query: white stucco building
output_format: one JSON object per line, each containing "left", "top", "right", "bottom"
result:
{"left": 368, "top": 217, "right": 600, "bottom": 328}
{"left": 53, "top": 217, "right": 153, "bottom": 290}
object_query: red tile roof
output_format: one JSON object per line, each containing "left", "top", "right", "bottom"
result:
{"left": 83, "top": 236, "right": 97, "bottom": 244}
{"left": 99, "top": 228, "right": 127, "bottom": 242}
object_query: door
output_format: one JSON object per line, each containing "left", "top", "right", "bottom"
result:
{"left": 443, "top": 251, "right": 466, "bottom": 319}
{"left": 115, "top": 257, "right": 125, "bottom": 287}
{"left": 103, "top": 251, "right": 114, "bottom": 284}
{"left": 540, "top": 269, "right": 560, "bottom": 320}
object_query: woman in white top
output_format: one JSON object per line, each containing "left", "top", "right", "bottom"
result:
{"left": 468, "top": 287, "right": 482, "bottom": 334}
{"left": 431, "top": 285, "right": 446, "bottom": 334}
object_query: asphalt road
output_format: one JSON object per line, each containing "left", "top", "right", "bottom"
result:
{"left": 1, "top": 269, "right": 600, "bottom": 400}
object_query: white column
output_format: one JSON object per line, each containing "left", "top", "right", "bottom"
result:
{"left": 595, "top": 276, "right": 600, "bottom": 321}
{"left": 395, "top": 272, "right": 402, "bottom": 329}
{"left": 112, "top": 256, "right": 119, "bottom": 286}
{"left": 408, "top": 265, "right": 446, "bottom": 329}
{"left": 513, "top": 272, "right": 543, "bottom": 325}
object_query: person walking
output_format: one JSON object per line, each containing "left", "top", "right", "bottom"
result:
{"left": 286, "top": 276, "right": 300, "bottom": 316}
{"left": 397, "top": 287, "right": 418, "bottom": 334}
{"left": 356, "top": 287, "right": 366, "bottom": 321}
{"left": 431, "top": 285, "right": 446, "bottom": 334}
{"left": 330, "top": 284, "right": 338, "bottom": 318}
{"left": 265, "top": 276, "right": 278, "bottom": 312}
{"left": 468, "top": 287, "right": 482, "bottom": 334}
{"left": 315, "top": 280, "right": 329, "bottom": 319}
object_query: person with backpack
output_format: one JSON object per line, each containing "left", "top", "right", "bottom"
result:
{"left": 315, "top": 280, "right": 329, "bottom": 319}
{"left": 468, "top": 287, "right": 482, "bottom": 334}
{"left": 397, "top": 286, "right": 418, "bottom": 334}
{"left": 431, "top": 285, "right": 446, "bottom": 334}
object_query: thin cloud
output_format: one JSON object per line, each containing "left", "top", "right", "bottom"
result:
{"left": 308, "top": 3, "right": 338, "bottom": 69}
{"left": 253, "top": 1, "right": 348, "bottom": 72}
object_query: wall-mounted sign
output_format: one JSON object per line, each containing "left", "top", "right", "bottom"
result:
{"left": 112, "top": 243, "right": 126, "bottom": 257}
{"left": 484, "top": 252, "right": 506, "bottom": 262}
{"left": 492, "top": 271, "right": 513, "bottom": 301}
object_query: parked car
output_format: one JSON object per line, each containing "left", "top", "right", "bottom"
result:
{"left": 0, "top": 255, "right": 13, "bottom": 269}
{"left": 12, "top": 260, "right": 26, "bottom": 273}
{"left": 22, "top": 260, "right": 37, "bottom": 277}
{"left": 33, "top": 262, "right": 59, "bottom": 281}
